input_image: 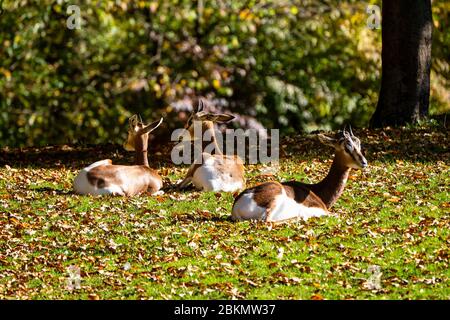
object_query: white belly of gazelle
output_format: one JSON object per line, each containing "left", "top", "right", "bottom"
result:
{"left": 232, "top": 189, "right": 327, "bottom": 222}
{"left": 267, "top": 194, "right": 327, "bottom": 222}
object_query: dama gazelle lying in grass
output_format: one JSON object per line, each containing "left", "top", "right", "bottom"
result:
{"left": 177, "top": 99, "right": 245, "bottom": 192}
{"left": 73, "top": 115, "right": 164, "bottom": 196}
{"left": 231, "top": 127, "right": 367, "bottom": 223}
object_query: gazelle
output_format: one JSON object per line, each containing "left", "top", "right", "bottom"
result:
{"left": 231, "top": 127, "right": 367, "bottom": 222}
{"left": 177, "top": 99, "right": 245, "bottom": 192}
{"left": 73, "top": 115, "right": 164, "bottom": 196}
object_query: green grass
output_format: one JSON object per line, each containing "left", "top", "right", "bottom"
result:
{"left": 0, "top": 126, "right": 449, "bottom": 299}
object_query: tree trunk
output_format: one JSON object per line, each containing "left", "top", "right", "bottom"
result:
{"left": 370, "top": 0, "right": 433, "bottom": 128}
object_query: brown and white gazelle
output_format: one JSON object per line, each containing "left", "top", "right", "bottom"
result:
{"left": 73, "top": 115, "right": 164, "bottom": 196}
{"left": 231, "top": 128, "right": 367, "bottom": 222}
{"left": 177, "top": 99, "right": 245, "bottom": 192}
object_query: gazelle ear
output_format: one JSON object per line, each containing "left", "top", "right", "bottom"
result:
{"left": 318, "top": 134, "right": 338, "bottom": 148}
{"left": 140, "top": 117, "right": 164, "bottom": 134}
{"left": 196, "top": 98, "right": 205, "bottom": 112}
{"left": 212, "top": 113, "right": 235, "bottom": 123}
{"left": 198, "top": 113, "right": 235, "bottom": 123}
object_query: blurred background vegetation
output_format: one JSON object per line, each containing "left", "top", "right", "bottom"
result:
{"left": 0, "top": 0, "right": 448, "bottom": 147}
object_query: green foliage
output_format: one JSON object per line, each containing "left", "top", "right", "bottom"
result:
{"left": 0, "top": 127, "right": 448, "bottom": 299}
{"left": 0, "top": 0, "right": 448, "bottom": 147}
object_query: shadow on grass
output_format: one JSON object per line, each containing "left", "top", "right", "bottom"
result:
{"left": 170, "top": 213, "right": 232, "bottom": 224}
{"left": 0, "top": 143, "right": 174, "bottom": 170}
{"left": 282, "top": 126, "right": 448, "bottom": 164}
{"left": 1, "top": 126, "right": 448, "bottom": 169}
{"left": 30, "top": 187, "right": 74, "bottom": 195}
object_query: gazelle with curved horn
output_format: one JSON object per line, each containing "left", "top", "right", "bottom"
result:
{"left": 73, "top": 116, "right": 164, "bottom": 196}
{"left": 231, "top": 128, "right": 367, "bottom": 222}
{"left": 177, "top": 99, "right": 245, "bottom": 192}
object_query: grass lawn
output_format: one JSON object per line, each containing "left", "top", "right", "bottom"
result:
{"left": 0, "top": 125, "right": 448, "bottom": 299}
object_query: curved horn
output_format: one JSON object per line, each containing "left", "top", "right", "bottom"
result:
{"left": 339, "top": 124, "right": 347, "bottom": 136}
{"left": 348, "top": 124, "right": 354, "bottom": 136}
{"left": 128, "top": 114, "right": 139, "bottom": 128}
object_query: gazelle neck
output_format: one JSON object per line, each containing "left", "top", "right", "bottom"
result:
{"left": 205, "top": 126, "right": 223, "bottom": 155}
{"left": 309, "top": 153, "right": 350, "bottom": 209}
{"left": 194, "top": 121, "right": 223, "bottom": 155}
{"left": 134, "top": 136, "right": 149, "bottom": 167}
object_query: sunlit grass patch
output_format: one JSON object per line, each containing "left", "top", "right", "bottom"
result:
{"left": 0, "top": 126, "right": 448, "bottom": 299}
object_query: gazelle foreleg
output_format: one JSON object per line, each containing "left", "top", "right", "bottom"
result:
{"left": 177, "top": 163, "right": 201, "bottom": 189}
{"left": 177, "top": 176, "right": 192, "bottom": 189}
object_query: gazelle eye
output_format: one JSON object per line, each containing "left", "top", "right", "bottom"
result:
{"left": 345, "top": 143, "right": 353, "bottom": 152}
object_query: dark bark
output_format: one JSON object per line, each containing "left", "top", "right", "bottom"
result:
{"left": 370, "top": 0, "right": 433, "bottom": 128}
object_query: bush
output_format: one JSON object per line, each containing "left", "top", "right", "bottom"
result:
{"left": 0, "top": 0, "right": 448, "bottom": 147}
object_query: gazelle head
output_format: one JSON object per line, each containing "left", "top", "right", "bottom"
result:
{"left": 123, "top": 115, "right": 164, "bottom": 151}
{"left": 183, "top": 98, "right": 235, "bottom": 139}
{"left": 318, "top": 126, "right": 368, "bottom": 169}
